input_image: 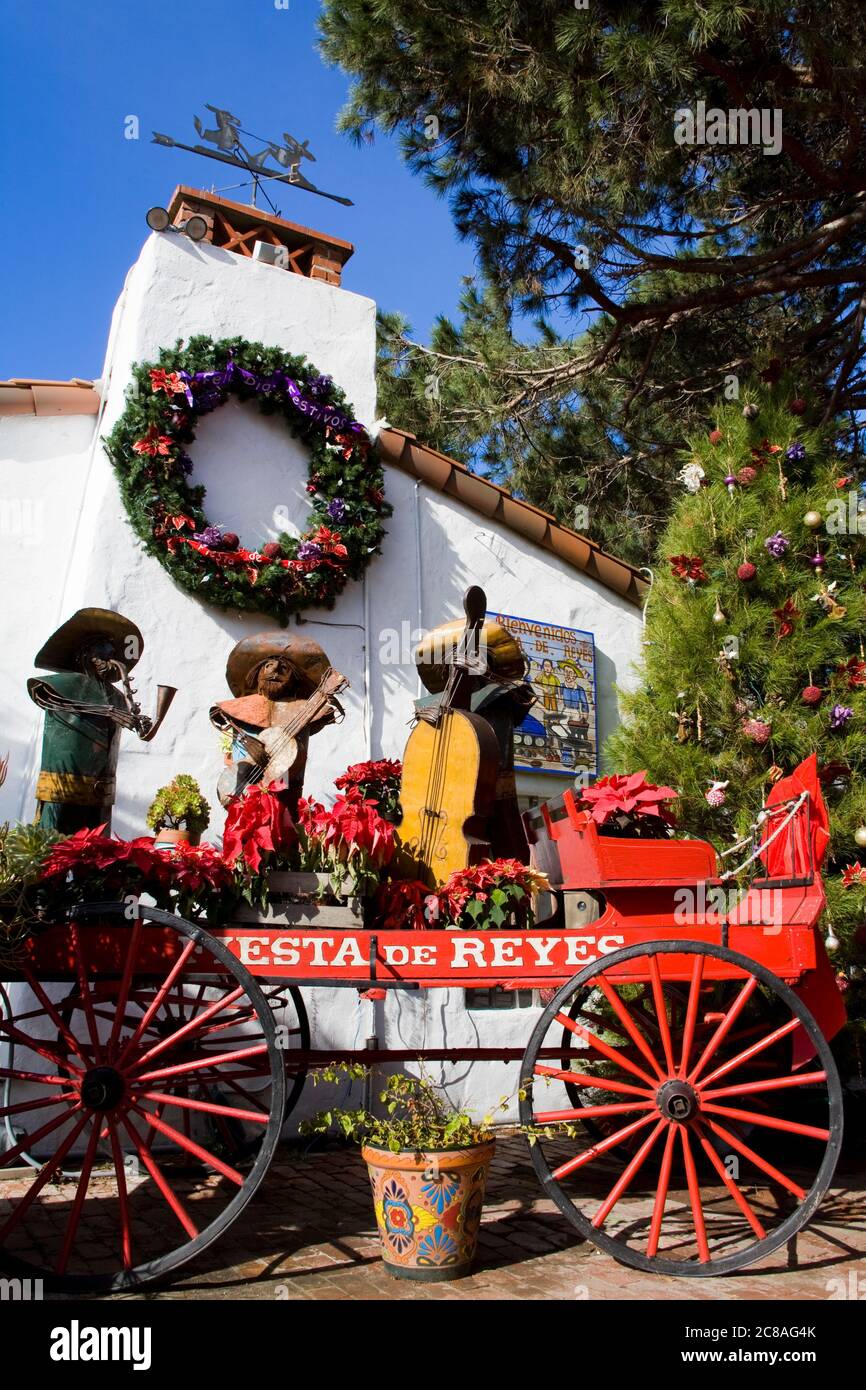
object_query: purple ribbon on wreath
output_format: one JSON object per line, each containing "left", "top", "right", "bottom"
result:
{"left": 175, "top": 358, "right": 366, "bottom": 442}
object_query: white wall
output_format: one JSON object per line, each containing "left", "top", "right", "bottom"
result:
{"left": 0, "top": 230, "right": 643, "bottom": 1122}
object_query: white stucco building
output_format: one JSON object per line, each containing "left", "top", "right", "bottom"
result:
{"left": 0, "top": 186, "right": 646, "bottom": 1119}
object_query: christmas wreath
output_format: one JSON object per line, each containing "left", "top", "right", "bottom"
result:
{"left": 106, "top": 335, "right": 391, "bottom": 624}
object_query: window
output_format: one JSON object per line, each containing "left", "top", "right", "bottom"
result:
{"left": 465, "top": 987, "right": 538, "bottom": 1010}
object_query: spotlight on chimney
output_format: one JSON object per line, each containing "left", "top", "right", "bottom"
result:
{"left": 146, "top": 206, "right": 170, "bottom": 232}
{"left": 181, "top": 215, "right": 208, "bottom": 243}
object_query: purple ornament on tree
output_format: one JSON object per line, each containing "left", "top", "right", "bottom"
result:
{"left": 764, "top": 531, "right": 790, "bottom": 558}
{"left": 326, "top": 498, "right": 347, "bottom": 523}
{"left": 786, "top": 441, "right": 807, "bottom": 463}
{"left": 829, "top": 704, "right": 854, "bottom": 731}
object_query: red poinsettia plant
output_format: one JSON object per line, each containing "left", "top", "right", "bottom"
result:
{"left": 222, "top": 783, "right": 297, "bottom": 876}
{"left": 374, "top": 877, "right": 436, "bottom": 930}
{"left": 334, "top": 758, "right": 402, "bottom": 823}
{"left": 576, "top": 772, "right": 678, "bottom": 838}
{"left": 435, "top": 859, "right": 550, "bottom": 931}
{"left": 298, "top": 786, "right": 397, "bottom": 897}
{"left": 37, "top": 825, "right": 235, "bottom": 919}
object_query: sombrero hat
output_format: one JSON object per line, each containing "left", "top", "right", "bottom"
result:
{"left": 226, "top": 632, "right": 332, "bottom": 698}
{"left": 558, "top": 658, "right": 588, "bottom": 678}
{"left": 34, "top": 608, "right": 144, "bottom": 676}
{"left": 415, "top": 618, "right": 527, "bottom": 694}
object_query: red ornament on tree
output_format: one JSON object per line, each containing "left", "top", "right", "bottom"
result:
{"left": 789, "top": 398, "right": 807, "bottom": 415}
{"left": 261, "top": 541, "right": 282, "bottom": 560}
{"left": 736, "top": 466, "right": 757, "bottom": 487}
{"left": 709, "top": 428, "right": 723, "bottom": 445}
{"left": 801, "top": 685, "right": 823, "bottom": 706}
{"left": 737, "top": 561, "right": 757, "bottom": 582}
{"left": 742, "top": 718, "right": 772, "bottom": 744}
{"left": 221, "top": 531, "right": 239, "bottom": 551}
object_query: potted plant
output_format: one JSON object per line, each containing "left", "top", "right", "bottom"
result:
{"left": 0, "top": 821, "right": 61, "bottom": 968}
{"left": 333, "top": 758, "right": 403, "bottom": 824}
{"left": 575, "top": 771, "right": 678, "bottom": 839}
{"left": 147, "top": 774, "right": 210, "bottom": 847}
{"left": 301, "top": 1066, "right": 497, "bottom": 1281}
{"left": 434, "top": 858, "right": 550, "bottom": 929}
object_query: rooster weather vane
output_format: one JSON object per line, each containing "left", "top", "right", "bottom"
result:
{"left": 153, "top": 105, "right": 353, "bottom": 207}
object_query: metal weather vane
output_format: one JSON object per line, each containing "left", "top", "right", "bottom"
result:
{"left": 152, "top": 104, "right": 353, "bottom": 207}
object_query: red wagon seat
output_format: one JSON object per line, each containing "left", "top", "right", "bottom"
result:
{"left": 535, "top": 789, "right": 718, "bottom": 889}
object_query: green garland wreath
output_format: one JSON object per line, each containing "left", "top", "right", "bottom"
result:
{"left": 105, "top": 335, "right": 391, "bottom": 625}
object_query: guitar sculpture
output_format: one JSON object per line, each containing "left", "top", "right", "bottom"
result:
{"left": 398, "top": 587, "right": 501, "bottom": 887}
{"left": 213, "top": 667, "right": 347, "bottom": 805}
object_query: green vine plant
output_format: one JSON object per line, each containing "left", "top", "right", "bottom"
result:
{"left": 300, "top": 1064, "right": 586, "bottom": 1153}
{"left": 299, "top": 1064, "right": 503, "bottom": 1154}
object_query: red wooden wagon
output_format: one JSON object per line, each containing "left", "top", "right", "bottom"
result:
{"left": 0, "top": 756, "right": 846, "bottom": 1289}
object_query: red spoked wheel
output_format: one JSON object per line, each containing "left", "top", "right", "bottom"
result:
{"left": 521, "top": 941, "right": 843, "bottom": 1276}
{"left": 0, "top": 905, "right": 286, "bottom": 1292}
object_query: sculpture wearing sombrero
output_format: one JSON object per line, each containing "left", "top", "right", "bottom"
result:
{"left": 210, "top": 633, "right": 347, "bottom": 812}
{"left": 27, "top": 608, "right": 176, "bottom": 833}
{"left": 411, "top": 608, "right": 533, "bottom": 865}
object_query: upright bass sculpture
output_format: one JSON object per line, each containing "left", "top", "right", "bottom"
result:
{"left": 27, "top": 608, "right": 176, "bottom": 832}
{"left": 398, "top": 587, "right": 508, "bottom": 887}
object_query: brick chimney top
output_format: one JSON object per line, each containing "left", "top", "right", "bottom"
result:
{"left": 165, "top": 185, "right": 354, "bottom": 287}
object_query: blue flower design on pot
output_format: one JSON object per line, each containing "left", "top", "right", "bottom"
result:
{"left": 381, "top": 1179, "right": 415, "bottom": 1254}
{"left": 420, "top": 1170, "right": 461, "bottom": 1215}
{"left": 417, "top": 1224, "right": 460, "bottom": 1266}
{"left": 460, "top": 1186, "right": 485, "bottom": 1243}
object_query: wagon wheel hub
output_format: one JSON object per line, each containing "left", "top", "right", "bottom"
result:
{"left": 80, "top": 1065, "right": 126, "bottom": 1112}
{"left": 655, "top": 1078, "right": 698, "bottom": 1124}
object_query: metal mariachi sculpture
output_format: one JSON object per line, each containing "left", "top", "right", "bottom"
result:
{"left": 27, "top": 608, "right": 176, "bottom": 832}
{"left": 398, "top": 587, "right": 531, "bottom": 886}
{"left": 210, "top": 632, "right": 347, "bottom": 813}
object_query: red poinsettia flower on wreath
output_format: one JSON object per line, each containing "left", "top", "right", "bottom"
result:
{"left": 842, "top": 863, "right": 865, "bottom": 889}
{"left": 149, "top": 368, "right": 187, "bottom": 398}
{"left": 132, "top": 425, "right": 175, "bottom": 458}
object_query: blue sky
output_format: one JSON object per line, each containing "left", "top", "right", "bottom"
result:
{"left": 0, "top": 0, "right": 477, "bottom": 381}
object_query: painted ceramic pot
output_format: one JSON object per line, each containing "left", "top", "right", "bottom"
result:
{"left": 361, "top": 1141, "right": 495, "bottom": 1281}
{"left": 152, "top": 828, "right": 200, "bottom": 849}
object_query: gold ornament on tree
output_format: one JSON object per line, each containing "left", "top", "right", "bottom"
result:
{"left": 854, "top": 826, "right": 866, "bottom": 850}
{"left": 803, "top": 510, "right": 823, "bottom": 530}
{"left": 811, "top": 581, "right": 846, "bottom": 621}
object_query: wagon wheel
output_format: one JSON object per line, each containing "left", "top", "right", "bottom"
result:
{"left": 52, "top": 979, "right": 307, "bottom": 1164}
{"left": 559, "top": 979, "right": 779, "bottom": 1145}
{"left": 0, "top": 904, "right": 286, "bottom": 1292}
{"left": 522, "top": 941, "right": 843, "bottom": 1276}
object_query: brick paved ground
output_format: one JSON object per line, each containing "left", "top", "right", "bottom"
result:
{"left": 61, "top": 1133, "right": 862, "bottom": 1303}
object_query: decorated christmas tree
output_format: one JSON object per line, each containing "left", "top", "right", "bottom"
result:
{"left": 607, "top": 375, "right": 866, "bottom": 987}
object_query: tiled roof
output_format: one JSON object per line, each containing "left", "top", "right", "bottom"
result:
{"left": 0, "top": 380, "right": 101, "bottom": 416}
{"left": 377, "top": 427, "right": 647, "bottom": 605}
